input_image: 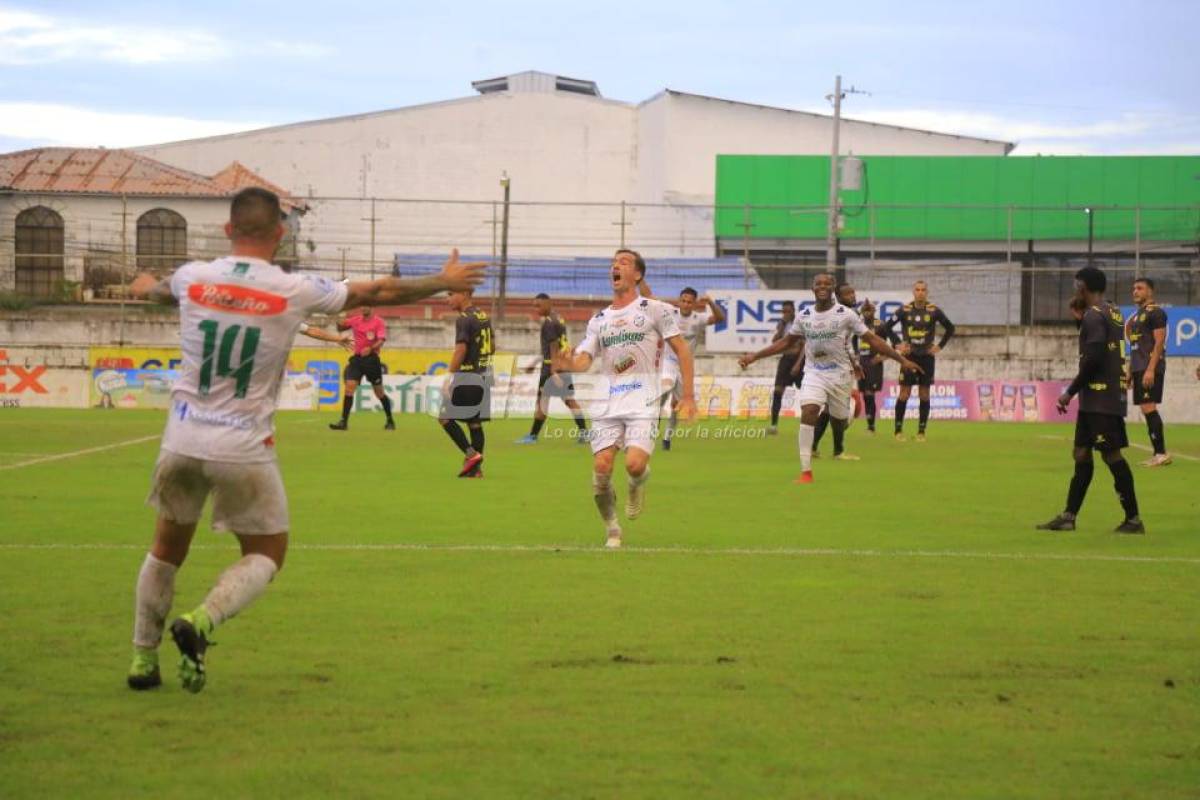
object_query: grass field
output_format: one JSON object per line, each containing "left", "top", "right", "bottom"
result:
{"left": 1, "top": 409, "right": 1197, "bottom": 798}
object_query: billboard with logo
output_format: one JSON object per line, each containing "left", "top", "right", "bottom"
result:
{"left": 704, "top": 291, "right": 911, "bottom": 352}
{"left": 0, "top": 348, "right": 89, "bottom": 409}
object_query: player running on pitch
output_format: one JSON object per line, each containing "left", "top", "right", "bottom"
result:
{"left": 516, "top": 293, "right": 589, "bottom": 445}
{"left": 738, "top": 273, "right": 920, "bottom": 483}
{"left": 125, "top": 187, "right": 484, "bottom": 692}
{"left": 552, "top": 249, "right": 696, "bottom": 548}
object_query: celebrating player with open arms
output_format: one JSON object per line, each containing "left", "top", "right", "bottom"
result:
{"left": 125, "top": 187, "right": 484, "bottom": 692}
{"left": 739, "top": 273, "right": 921, "bottom": 484}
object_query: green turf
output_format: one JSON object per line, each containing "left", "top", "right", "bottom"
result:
{"left": 1, "top": 409, "right": 1197, "bottom": 798}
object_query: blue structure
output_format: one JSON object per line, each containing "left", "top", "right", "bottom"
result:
{"left": 392, "top": 254, "right": 760, "bottom": 298}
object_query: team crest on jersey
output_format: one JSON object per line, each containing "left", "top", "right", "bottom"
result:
{"left": 634, "top": 315, "right": 645, "bottom": 327}
{"left": 187, "top": 283, "right": 287, "bottom": 315}
{"left": 231, "top": 262, "right": 251, "bottom": 276}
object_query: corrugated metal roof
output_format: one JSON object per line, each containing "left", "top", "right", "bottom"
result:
{"left": 0, "top": 148, "right": 301, "bottom": 209}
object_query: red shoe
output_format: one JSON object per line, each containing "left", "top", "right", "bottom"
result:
{"left": 794, "top": 470, "right": 814, "bottom": 484}
{"left": 458, "top": 452, "right": 483, "bottom": 477}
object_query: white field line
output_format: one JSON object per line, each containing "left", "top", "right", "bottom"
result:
{"left": 0, "top": 541, "right": 1196, "bottom": 565}
{"left": 0, "top": 435, "right": 159, "bottom": 471}
{"left": 1037, "top": 434, "right": 1199, "bottom": 462}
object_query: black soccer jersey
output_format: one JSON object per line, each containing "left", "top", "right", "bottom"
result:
{"left": 1126, "top": 303, "right": 1167, "bottom": 373}
{"left": 856, "top": 319, "right": 897, "bottom": 366}
{"left": 1077, "top": 302, "right": 1127, "bottom": 416}
{"left": 456, "top": 306, "right": 494, "bottom": 373}
{"left": 886, "top": 303, "right": 955, "bottom": 355}
{"left": 540, "top": 313, "right": 569, "bottom": 365}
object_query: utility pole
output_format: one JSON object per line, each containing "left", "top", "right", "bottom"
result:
{"left": 825, "top": 76, "right": 869, "bottom": 268}
{"left": 361, "top": 198, "right": 380, "bottom": 280}
{"left": 612, "top": 201, "right": 633, "bottom": 247}
{"left": 337, "top": 247, "right": 350, "bottom": 280}
{"left": 737, "top": 204, "right": 756, "bottom": 288}
{"left": 497, "top": 173, "right": 511, "bottom": 320}
{"left": 117, "top": 194, "right": 128, "bottom": 346}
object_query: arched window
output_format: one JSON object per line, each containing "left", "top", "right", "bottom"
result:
{"left": 136, "top": 208, "right": 187, "bottom": 271}
{"left": 15, "top": 206, "right": 65, "bottom": 298}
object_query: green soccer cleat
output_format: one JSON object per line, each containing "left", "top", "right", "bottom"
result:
{"left": 126, "top": 649, "right": 161, "bottom": 691}
{"left": 170, "top": 611, "right": 212, "bottom": 694}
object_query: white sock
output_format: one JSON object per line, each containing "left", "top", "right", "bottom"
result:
{"left": 593, "top": 471, "right": 617, "bottom": 523}
{"left": 133, "top": 553, "right": 177, "bottom": 649}
{"left": 629, "top": 466, "right": 651, "bottom": 488}
{"left": 798, "top": 423, "right": 815, "bottom": 472}
{"left": 202, "top": 554, "right": 278, "bottom": 629}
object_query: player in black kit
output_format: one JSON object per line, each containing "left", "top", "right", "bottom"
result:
{"left": 1037, "top": 267, "right": 1144, "bottom": 534}
{"left": 439, "top": 288, "right": 494, "bottom": 478}
{"left": 1125, "top": 278, "right": 1171, "bottom": 466}
{"left": 856, "top": 299, "right": 897, "bottom": 433}
{"left": 517, "top": 293, "right": 589, "bottom": 445}
{"left": 767, "top": 300, "right": 803, "bottom": 434}
{"left": 885, "top": 280, "right": 955, "bottom": 441}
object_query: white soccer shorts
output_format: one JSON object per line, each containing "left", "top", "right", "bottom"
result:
{"left": 589, "top": 416, "right": 660, "bottom": 456}
{"left": 796, "top": 373, "right": 854, "bottom": 420}
{"left": 146, "top": 450, "right": 289, "bottom": 535}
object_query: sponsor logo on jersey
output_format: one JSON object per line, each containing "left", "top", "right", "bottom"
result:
{"left": 173, "top": 399, "right": 253, "bottom": 430}
{"left": 609, "top": 380, "right": 643, "bottom": 395}
{"left": 602, "top": 331, "right": 647, "bottom": 348}
{"left": 614, "top": 355, "right": 636, "bottom": 373}
{"left": 188, "top": 283, "right": 288, "bottom": 316}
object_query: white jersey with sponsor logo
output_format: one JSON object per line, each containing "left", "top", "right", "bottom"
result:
{"left": 787, "top": 302, "right": 869, "bottom": 383}
{"left": 576, "top": 297, "right": 681, "bottom": 417}
{"left": 664, "top": 308, "right": 711, "bottom": 365}
{"left": 161, "top": 256, "right": 347, "bottom": 463}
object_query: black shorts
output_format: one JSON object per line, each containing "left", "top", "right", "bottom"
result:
{"left": 538, "top": 367, "right": 576, "bottom": 399}
{"left": 1074, "top": 412, "right": 1128, "bottom": 452}
{"left": 1131, "top": 367, "right": 1165, "bottom": 405}
{"left": 899, "top": 353, "right": 935, "bottom": 387}
{"left": 444, "top": 373, "right": 492, "bottom": 422}
{"left": 775, "top": 354, "right": 803, "bottom": 389}
{"left": 858, "top": 360, "right": 884, "bottom": 392}
{"left": 345, "top": 353, "right": 384, "bottom": 386}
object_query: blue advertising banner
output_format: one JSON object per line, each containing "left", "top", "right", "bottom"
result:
{"left": 1120, "top": 305, "right": 1200, "bottom": 356}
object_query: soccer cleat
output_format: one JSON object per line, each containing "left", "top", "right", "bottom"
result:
{"left": 1141, "top": 453, "right": 1172, "bottom": 467}
{"left": 894, "top": 432, "right": 906, "bottom": 442}
{"left": 811, "top": 450, "right": 821, "bottom": 459}
{"left": 1036, "top": 514, "right": 1076, "bottom": 532}
{"left": 662, "top": 438, "right": 672, "bottom": 451}
{"left": 383, "top": 419, "right": 395, "bottom": 431}
{"left": 458, "top": 452, "right": 483, "bottom": 477}
{"left": 126, "top": 650, "right": 161, "bottom": 691}
{"left": 626, "top": 482, "right": 647, "bottom": 520}
{"left": 794, "top": 470, "right": 814, "bottom": 484}
{"left": 328, "top": 420, "right": 348, "bottom": 431}
{"left": 514, "top": 434, "right": 538, "bottom": 445}
{"left": 866, "top": 427, "right": 876, "bottom": 435}
{"left": 915, "top": 432, "right": 927, "bottom": 443}
{"left": 766, "top": 425, "right": 779, "bottom": 436}
{"left": 464, "top": 468, "right": 484, "bottom": 479}
{"left": 833, "top": 452, "right": 861, "bottom": 461}
{"left": 170, "top": 614, "right": 211, "bottom": 694}
{"left": 604, "top": 519, "right": 622, "bottom": 549}
{"left": 1114, "top": 518, "right": 1146, "bottom": 534}
{"left": 575, "top": 434, "right": 589, "bottom": 445}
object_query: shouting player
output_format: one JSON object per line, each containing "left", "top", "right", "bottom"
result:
{"left": 552, "top": 249, "right": 695, "bottom": 548}
{"left": 1126, "top": 278, "right": 1171, "bottom": 466}
{"left": 1037, "top": 266, "right": 1143, "bottom": 533}
{"left": 439, "top": 289, "right": 495, "bottom": 477}
{"left": 516, "top": 293, "right": 588, "bottom": 445}
{"left": 885, "top": 280, "right": 955, "bottom": 441}
{"left": 126, "top": 187, "right": 483, "bottom": 692}
{"left": 738, "top": 273, "right": 920, "bottom": 483}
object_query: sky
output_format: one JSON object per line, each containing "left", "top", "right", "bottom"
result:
{"left": 1, "top": 0, "right": 1198, "bottom": 156}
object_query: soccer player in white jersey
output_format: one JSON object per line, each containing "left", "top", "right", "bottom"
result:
{"left": 124, "top": 188, "right": 485, "bottom": 692}
{"left": 552, "top": 249, "right": 696, "bottom": 548}
{"left": 637, "top": 285, "right": 724, "bottom": 451}
{"left": 739, "top": 273, "right": 920, "bottom": 484}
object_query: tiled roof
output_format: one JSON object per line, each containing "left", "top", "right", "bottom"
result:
{"left": 0, "top": 148, "right": 300, "bottom": 210}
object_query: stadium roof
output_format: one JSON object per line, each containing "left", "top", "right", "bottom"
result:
{"left": 0, "top": 148, "right": 303, "bottom": 210}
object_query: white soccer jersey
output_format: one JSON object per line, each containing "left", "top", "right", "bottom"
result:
{"left": 664, "top": 308, "right": 711, "bottom": 364}
{"left": 576, "top": 297, "right": 681, "bottom": 417}
{"left": 161, "top": 256, "right": 348, "bottom": 463}
{"left": 787, "top": 303, "right": 869, "bottom": 382}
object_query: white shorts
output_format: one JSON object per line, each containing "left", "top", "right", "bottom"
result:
{"left": 589, "top": 416, "right": 660, "bottom": 456}
{"left": 796, "top": 373, "right": 853, "bottom": 420}
{"left": 146, "top": 450, "right": 289, "bottom": 535}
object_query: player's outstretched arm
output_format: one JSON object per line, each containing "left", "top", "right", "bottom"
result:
{"left": 300, "top": 323, "right": 353, "bottom": 351}
{"left": 863, "top": 331, "right": 922, "bottom": 374}
{"left": 551, "top": 347, "right": 592, "bottom": 374}
{"left": 738, "top": 334, "right": 800, "bottom": 369}
{"left": 666, "top": 334, "right": 697, "bottom": 422}
{"left": 344, "top": 249, "right": 485, "bottom": 310}
{"left": 130, "top": 272, "right": 179, "bottom": 306}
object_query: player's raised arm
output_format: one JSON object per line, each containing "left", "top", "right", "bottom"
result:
{"left": 862, "top": 330, "right": 923, "bottom": 374}
{"left": 130, "top": 272, "right": 180, "bottom": 306}
{"left": 739, "top": 334, "right": 802, "bottom": 369}
{"left": 701, "top": 295, "right": 726, "bottom": 326}
{"left": 344, "top": 249, "right": 485, "bottom": 310}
